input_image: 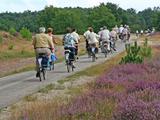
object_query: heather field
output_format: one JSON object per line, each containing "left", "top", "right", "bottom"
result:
{"left": 9, "top": 43, "right": 160, "bottom": 120}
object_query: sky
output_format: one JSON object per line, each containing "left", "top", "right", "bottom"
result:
{"left": 0, "top": 0, "right": 159, "bottom": 13}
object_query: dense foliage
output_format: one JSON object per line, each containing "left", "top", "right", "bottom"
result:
{"left": 0, "top": 3, "right": 159, "bottom": 34}
{"left": 20, "top": 27, "right": 32, "bottom": 41}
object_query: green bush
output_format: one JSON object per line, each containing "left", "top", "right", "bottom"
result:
{"left": 120, "top": 39, "right": 152, "bottom": 64}
{"left": 9, "top": 27, "right": 17, "bottom": 36}
{"left": 120, "top": 42, "right": 143, "bottom": 64}
{"left": 20, "top": 28, "right": 32, "bottom": 41}
{"left": 140, "top": 38, "right": 152, "bottom": 58}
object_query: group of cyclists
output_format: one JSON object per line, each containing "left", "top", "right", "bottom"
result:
{"left": 136, "top": 27, "right": 156, "bottom": 38}
{"left": 32, "top": 24, "right": 130, "bottom": 78}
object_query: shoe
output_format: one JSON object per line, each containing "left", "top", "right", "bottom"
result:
{"left": 36, "top": 72, "right": 40, "bottom": 77}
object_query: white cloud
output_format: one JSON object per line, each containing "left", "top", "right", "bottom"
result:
{"left": 0, "top": 0, "right": 159, "bottom": 12}
{"left": 47, "top": 0, "right": 57, "bottom": 6}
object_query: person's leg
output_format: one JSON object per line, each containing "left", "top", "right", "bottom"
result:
{"left": 75, "top": 45, "right": 79, "bottom": 59}
{"left": 35, "top": 48, "right": 51, "bottom": 77}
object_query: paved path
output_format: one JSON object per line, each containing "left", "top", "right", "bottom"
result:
{"left": 0, "top": 40, "right": 125, "bottom": 109}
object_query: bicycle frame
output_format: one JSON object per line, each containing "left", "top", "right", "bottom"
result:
{"left": 64, "top": 48, "right": 75, "bottom": 72}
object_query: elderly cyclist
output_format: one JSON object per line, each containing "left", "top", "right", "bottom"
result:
{"left": 32, "top": 27, "right": 54, "bottom": 77}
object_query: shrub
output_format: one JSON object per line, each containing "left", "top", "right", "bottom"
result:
{"left": 120, "top": 39, "right": 152, "bottom": 64}
{"left": 120, "top": 42, "right": 143, "bottom": 64}
{"left": 9, "top": 27, "right": 17, "bottom": 36}
{"left": 20, "top": 27, "right": 32, "bottom": 41}
{"left": 113, "top": 96, "right": 157, "bottom": 120}
{"left": 140, "top": 38, "right": 152, "bottom": 58}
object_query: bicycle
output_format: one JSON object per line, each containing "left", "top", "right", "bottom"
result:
{"left": 89, "top": 43, "right": 97, "bottom": 62}
{"left": 64, "top": 47, "right": 75, "bottom": 72}
{"left": 101, "top": 41, "right": 109, "bottom": 58}
{"left": 37, "top": 53, "right": 49, "bottom": 81}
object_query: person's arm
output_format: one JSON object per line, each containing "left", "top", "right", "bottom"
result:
{"left": 95, "top": 33, "right": 100, "bottom": 38}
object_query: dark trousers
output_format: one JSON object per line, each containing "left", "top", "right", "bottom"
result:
{"left": 64, "top": 47, "right": 76, "bottom": 60}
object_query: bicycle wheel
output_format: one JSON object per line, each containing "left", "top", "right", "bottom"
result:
{"left": 39, "top": 69, "right": 42, "bottom": 82}
{"left": 104, "top": 51, "right": 107, "bottom": 58}
{"left": 92, "top": 53, "right": 96, "bottom": 62}
{"left": 103, "top": 47, "right": 108, "bottom": 58}
{"left": 42, "top": 69, "right": 46, "bottom": 80}
{"left": 66, "top": 61, "right": 70, "bottom": 73}
{"left": 71, "top": 62, "right": 74, "bottom": 72}
{"left": 52, "top": 62, "right": 54, "bottom": 70}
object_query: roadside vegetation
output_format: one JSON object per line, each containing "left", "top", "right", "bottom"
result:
{"left": 8, "top": 35, "right": 160, "bottom": 120}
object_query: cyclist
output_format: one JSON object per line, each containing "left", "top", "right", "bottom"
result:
{"left": 47, "top": 28, "right": 58, "bottom": 66}
{"left": 98, "top": 27, "right": 103, "bottom": 47}
{"left": 71, "top": 28, "right": 80, "bottom": 59}
{"left": 63, "top": 27, "right": 76, "bottom": 67}
{"left": 47, "top": 28, "right": 57, "bottom": 46}
{"left": 84, "top": 27, "right": 91, "bottom": 54}
{"left": 122, "top": 25, "right": 128, "bottom": 42}
{"left": 114, "top": 25, "right": 119, "bottom": 40}
{"left": 110, "top": 28, "right": 117, "bottom": 51}
{"left": 100, "top": 26, "right": 110, "bottom": 52}
{"left": 126, "top": 25, "right": 131, "bottom": 41}
{"left": 136, "top": 30, "right": 139, "bottom": 38}
{"left": 32, "top": 27, "right": 54, "bottom": 77}
{"left": 87, "top": 27, "right": 99, "bottom": 58}
{"left": 119, "top": 25, "right": 124, "bottom": 40}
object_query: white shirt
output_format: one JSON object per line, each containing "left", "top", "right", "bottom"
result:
{"left": 136, "top": 30, "right": 139, "bottom": 34}
{"left": 84, "top": 30, "right": 90, "bottom": 39}
{"left": 88, "top": 32, "right": 99, "bottom": 44}
{"left": 119, "top": 27, "right": 124, "bottom": 33}
{"left": 101, "top": 29, "right": 110, "bottom": 41}
{"left": 71, "top": 31, "right": 80, "bottom": 43}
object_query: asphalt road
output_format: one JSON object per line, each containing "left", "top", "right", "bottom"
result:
{"left": 0, "top": 40, "right": 125, "bottom": 109}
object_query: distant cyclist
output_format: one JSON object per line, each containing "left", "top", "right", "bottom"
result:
{"left": 84, "top": 27, "right": 91, "bottom": 53}
{"left": 87, "top": 27, "right": 99, "bottom": 58}
{"left": 126, "top": 25, "right": 131, "bottom": 41}
{"left": 136, "top": 30, "right": 139, "bottom": 38}
{"left": 122, "top": 25, "right": 128, "bottom": 42}
{"left": 100, "top": 26, "right": 110, "bottom": 52}
{"left": 119, "top": 25, "right": 124, "bottom": 40}
{"left": 110, "top": 28, "right": 117, "bottom": 51}
{"left": 32, "top": 27, "right": 54, "bottom": 77}
{"left": 98, "top": 27, "right": 103, "bottom": 47}
{"left": 47, "top": 28, "right": 57, "bottom": 51}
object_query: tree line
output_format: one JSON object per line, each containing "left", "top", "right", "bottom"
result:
{"left": 0, "top": 3, "right": 159, "bottom": 34}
